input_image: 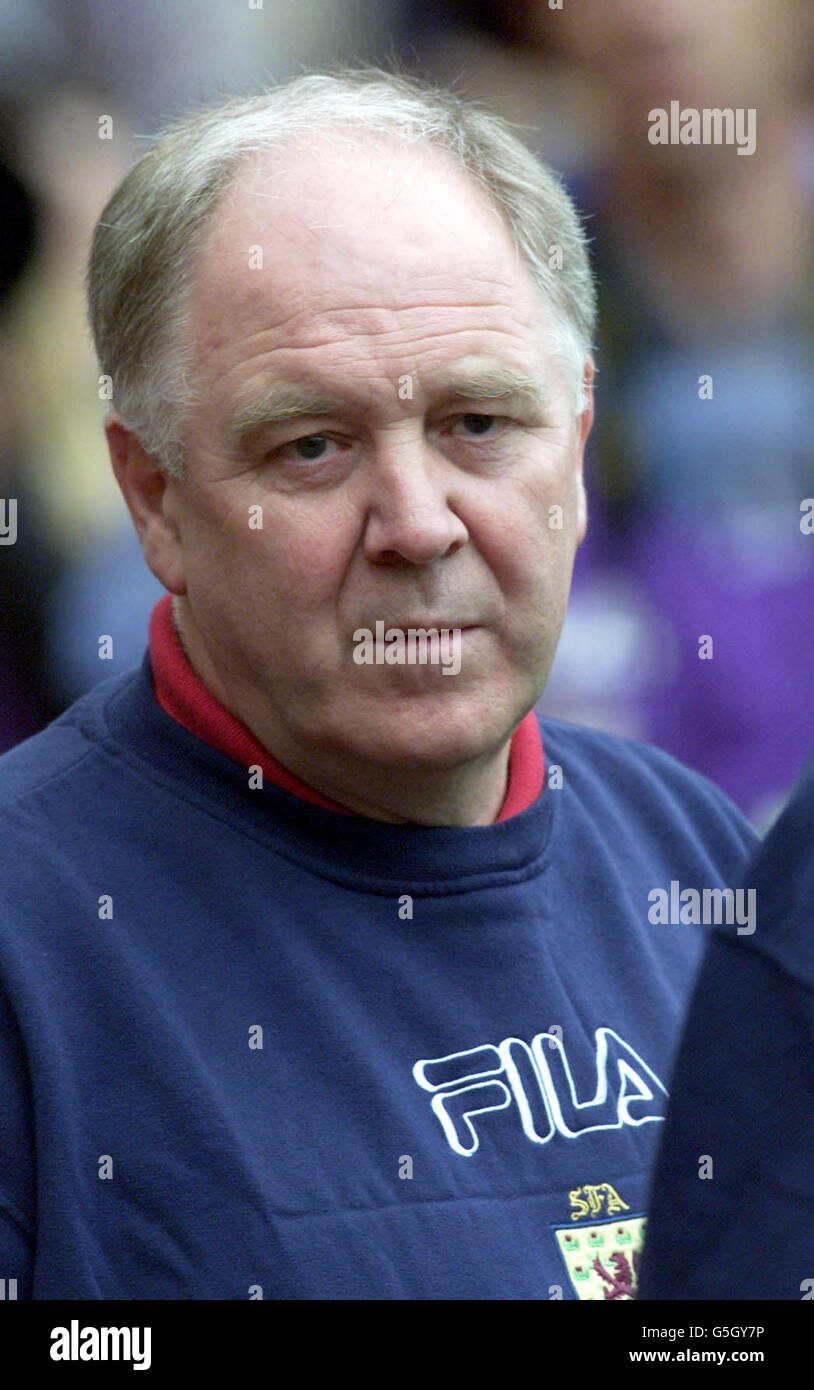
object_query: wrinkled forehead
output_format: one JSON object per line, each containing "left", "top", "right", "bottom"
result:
{"left": 186, "top": 133, "right": 542, "bottom": 342}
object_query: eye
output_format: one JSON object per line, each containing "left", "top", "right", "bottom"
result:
{"left": 450, "top": 413, "right": 510, "bottom": 438}
{"left": 276, "top": 434, "right": 341, "bottom": 463}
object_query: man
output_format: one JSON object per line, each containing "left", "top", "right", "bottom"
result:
{"left": 0, "top": 69, "right": 757, "bottom": 1300}
{"left": 638, "top": 750, "right": 814, "bottom": 1300}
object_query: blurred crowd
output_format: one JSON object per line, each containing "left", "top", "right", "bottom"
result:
{"left": 1, "top": 0, "right": 812, "bottom": 827}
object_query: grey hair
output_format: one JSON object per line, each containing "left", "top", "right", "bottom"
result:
{"left": 87, "top": 67, "right": 596, "bottom": 480}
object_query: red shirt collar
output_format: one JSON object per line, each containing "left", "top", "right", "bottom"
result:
{"left": 148, "top": 593, "right": 543, "bottom": 822}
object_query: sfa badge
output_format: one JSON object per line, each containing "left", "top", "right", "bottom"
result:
{"left": 553, "top": 1213, "right": 646, "bottom": 1301}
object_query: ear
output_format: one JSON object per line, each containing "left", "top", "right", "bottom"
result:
{"left": 105, "top": 415, "right": 187, "bottom": 595}
{"left": 574, "top": 354, "right": 595, "bottom": 546}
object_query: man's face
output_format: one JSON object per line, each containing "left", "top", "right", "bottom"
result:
{"left": 157, "top": 136, "right": 592, "bottom": 774}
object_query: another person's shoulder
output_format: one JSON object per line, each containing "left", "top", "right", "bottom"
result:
{"left": 537, "top": 712, "right": 758, "bottom": 856}
{"left": 740, "top": 751, "right": 814, "bottom": 968}
{"left": 750, "top": 751, "right": 814, "bottom": 881}
{"left": 636, "top": 752, "right": 814, "bottom": 1300}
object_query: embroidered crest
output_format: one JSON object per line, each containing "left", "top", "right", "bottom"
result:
{"left": 553, "top": 1214, "right": 646, "bottom": 1300}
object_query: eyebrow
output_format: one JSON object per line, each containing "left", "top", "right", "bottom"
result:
{"left": 443, "top": 367, "right": 551, "bottom": 414}
{"left": 226, "top": 366, "right": 552, "bottom": 454}
{"left": 227, "top": 386, "right": 348, "bottom": 454}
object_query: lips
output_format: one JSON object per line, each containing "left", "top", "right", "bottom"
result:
{"left": 382, "top": 620, "right": 474, "bottom": 630}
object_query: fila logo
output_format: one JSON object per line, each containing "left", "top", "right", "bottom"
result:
{"left": 413, "top": 1027, "right": 667, "bottom": 1157}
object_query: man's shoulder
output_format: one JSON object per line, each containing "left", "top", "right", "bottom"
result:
{"left": 538, "top": 709, "right": 719, "bottom": 787}
{"left": 538, "top": 710, "right": 716, "bottom": 780}
{"left": 0, "top": 669, "right": 139, "bottom": 818}
{"left": 536, "top": 712, "right": 758, "bottom": 845}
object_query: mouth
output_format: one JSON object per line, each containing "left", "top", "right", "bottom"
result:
{"left": 385, "top": 620, "right": 476, "bottom": 631}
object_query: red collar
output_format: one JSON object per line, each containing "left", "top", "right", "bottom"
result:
{"left": 148, "top": 594, "right": 543, "bottom": 821}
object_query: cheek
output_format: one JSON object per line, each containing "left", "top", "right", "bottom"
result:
{"left": 221, "top": 495, "right": 354, "bottom": 620}
{"left": 488, "top": 471, "right": 580, "bottom": 590}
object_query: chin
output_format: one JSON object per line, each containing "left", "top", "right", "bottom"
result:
{"left": 342, "top": 686, "right": 526, "bottom": 769}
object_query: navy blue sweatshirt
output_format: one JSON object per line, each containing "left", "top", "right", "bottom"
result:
{"left": 0, "top": 655, "right": 757, "bottom": 1299}
{"left": 637, "top": 752, "right": 814, "bottom": 1300}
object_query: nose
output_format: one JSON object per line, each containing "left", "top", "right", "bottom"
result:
{"left": 361, "top": 435, "right": 470, "bottom": 566}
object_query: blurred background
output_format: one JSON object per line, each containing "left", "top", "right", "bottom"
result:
{"left": 1, "top": 0, "right": 812, "bottom": 827}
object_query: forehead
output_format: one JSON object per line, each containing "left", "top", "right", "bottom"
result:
{"left": 187, "top": 135, "right": 551, "bottom": 381}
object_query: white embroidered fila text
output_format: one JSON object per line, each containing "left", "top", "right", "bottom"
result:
{"left": 413, "top": 1027, "right": 667, "bottom": 1157}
